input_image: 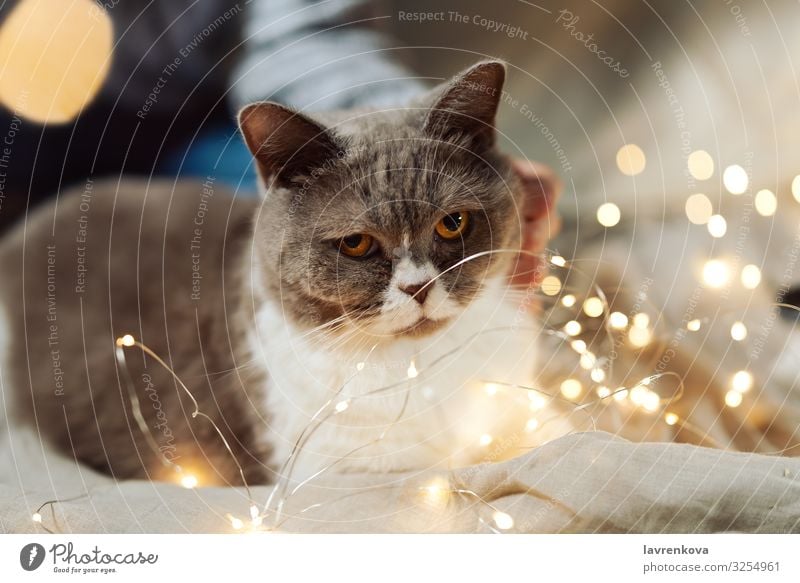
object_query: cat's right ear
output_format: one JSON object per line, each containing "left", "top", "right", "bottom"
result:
{"left": 238, "top": 102, "right": 341, "bottom": 188}
{"left": 423, "top": 60, "right": 506, "bottom": 152}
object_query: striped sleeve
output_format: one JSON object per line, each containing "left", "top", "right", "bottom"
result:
{"left": 229, "top": 0, "right": 427, "bottom": 111}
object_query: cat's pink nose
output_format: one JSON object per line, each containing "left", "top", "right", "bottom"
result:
{"left": 400, "top": 283, "right": 430, "bottom": 305}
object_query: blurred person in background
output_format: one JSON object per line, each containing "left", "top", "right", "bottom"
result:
{"left": 0, "top": 0, "right": 559, "bottom": 239}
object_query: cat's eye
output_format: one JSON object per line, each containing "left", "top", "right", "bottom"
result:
{"left": 435, "top": 211, "right": 470, "bottom": 240}
{"left": 338, "top": 234, "right": 375, "bottom": 257}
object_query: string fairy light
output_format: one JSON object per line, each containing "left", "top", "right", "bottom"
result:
{"left": 20, "top": 130, "right": 800, "bottom": 536}
{"left": 28, "top": 244, "right": 794, "bottom": 535}
{"left": 114, "top": 333, "right": 259, "bottom": 528}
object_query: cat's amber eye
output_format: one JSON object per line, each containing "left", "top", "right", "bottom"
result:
{"left": 435, "top": 211, "right": 470, "bottom": 240}
{"left": 339, "top": 234, "right": 375, "bottom": 257}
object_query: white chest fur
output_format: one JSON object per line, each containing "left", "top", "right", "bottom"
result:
{"left": 249, "top": 278, "right": 544, "bottom": 479}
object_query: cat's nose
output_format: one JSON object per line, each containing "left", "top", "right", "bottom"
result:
{"left": 400, "top": 283, "right": 430, "bottom": 305}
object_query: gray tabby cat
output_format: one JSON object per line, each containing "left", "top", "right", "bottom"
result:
{"left": 0, "top": 61, "right": 557, "bottom": 486}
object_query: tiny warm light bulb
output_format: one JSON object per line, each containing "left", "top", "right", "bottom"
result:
{"left": 561, "top": 294, "right": 577, "bottom": 308}
{"left": 422, "top": 477, "right": 451, "bottom": 507}
{"left": 579, "top": 352, "right": 596, "bottom": 370}
{"left": 725, "top": 390, "right": 743, "bottom": 408}
{"left": 564, "top": 320, "right": 582, "bottom": 336}
{"left": 116, "top": 334, "right": 135, "bottom": 347}
{"left": 730, "top": 321, "right": 748, "bottom": 341}
{"left": 685, "top": 193, "right": 713, "bottom": 225}
{"left": 613, "top": 388, "right": 628, "bottom": 401}
{"left": 707, "top": 214, "right": 727, "bottom": 238}
{"left": 754, "top": 189, "right": 777, "bottom": 217}
{"left": 722, "top": 164, "right": 748, "bottom": 194}
{"left": 540, "top": 275, "right": 562, "bottom": 296}
{"left": 642, "top": 390, "right": 661, "bottom": 412}
{"left": 407, "top": 361, "right": 418, "bottom": 379}
{"left": 528, "top": 393, "right": 547, "bottom": 411}
{"left": 616, "top": 144, "right": 646, "bottom": 176}
{"left": 608, "top": 312, "right": 629, "bottom": 329}
{"left": 525, "top": 418, "right": 539, "bottom": 432}
{"left": 628, "top": 326, "right": 652, "bottom": 348}
{"left": 32, "top": 512, "right": 42, "bottom": 523}
{"left": 597, "top": 202, "right": 621, "bottom": 227}
{"left": 551, "top": 255, "right": 566, "bottom": 267}
{"left": 740, "top": 264, "right": 762, "bottom": 289}
{"left": 479, "top": 434, "right": 493, "bottom": 447}
{"left": 583, "top": 297, "right": 604, "bottom": 318}
{"left": 356, "top": 361, "right": 365, "bottom": 371}
{"left": 334, "top": 400, "right": 350, "bottom": 413}
{"left": 702, "top": 259, "right": 730, "bottom": 288}
{"left": 596, "top": 386, "right": 611, "bottom": 398}
{"left": 591, "top": 368, "right": 606, "bottom": 383}
{"left": 631, "top": 385, "right": 661, "bottom": 411}
{"left": 793, "top": 175, "right": 800, "bottom": 203}
{"left": 230, "top": 516, "right": 244, "bottom": 530}
{"left": 249, "top": 504, "right": 262, "bottom": 527}
{"left": 664, "top": 412, "right": 679, "bottom": 426}
{"left": 560, "top": 378, "right": 583, "bottom": 400}
{"left": 687, "top": 319, "right": 702, "bottom": 331}
{"left": 180, "top": 474, "right": 198, "bottom": 489}
{"left": 687, "top": 150, "right": 714, "bottom": 180}
{"left": 632, "top": 313, "right": 650, "bottom": 328}
{"left": 732, "top": 370, "right": 753, "bottom": 393}
{"left": 492, "top": 510, "right": 515, "bottom": 530}
{"left": 570, "top": 339, "right": 587, "bottom": 353}
{"left": 484, "top": 383, "right": 498, "bottom": 396}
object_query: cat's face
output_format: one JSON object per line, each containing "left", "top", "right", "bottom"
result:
{"left": 240, "top": 62, "right": 522, "bottom": 339}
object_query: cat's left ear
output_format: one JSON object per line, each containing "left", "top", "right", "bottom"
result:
{"left": 423, "top": 60, "right": 506, "bottom": 151}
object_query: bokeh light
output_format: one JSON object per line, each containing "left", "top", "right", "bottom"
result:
{"left": 722, "top": 165, "right": 749, "bottom": 194}
{"left": 740, "top": 264, "right": 762, "bottom": 289}
{"left": 583, "top": 297, "right": 604, "bottom": 318}
{"left": 560, "top": 379, "right": 583, "bottom": 399}
{"left": 687, "top": 150, "right": 715, "bottom": 180}
{"left": 540, "top": 275, "right": 562, "bottom": 296}
{"left": 730, "top": 321, "right": 748, "bottom": 341}
{"left": 707, "top": 215, "right": 727, "bottom": 238}
{"left": 616, "top": 144, "right": 646, "bottom": 176}
{"left": 754, "top": 189, "right": 777, "bottom": 216}
{"left": 702, "top": 260, "right": 730, "bottom": 288}
{"left": 597, "top": 203, "right": 621, "bottom": 227}
{"left": 685, "top": 193, "right": 713, "bottom": 225}
{"left": 0, "top": 0, "right": 113, "bottom": 124}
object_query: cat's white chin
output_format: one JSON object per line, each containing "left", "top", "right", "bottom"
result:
{"left": 249, "top": 274, "right": 573, "bottom": 482}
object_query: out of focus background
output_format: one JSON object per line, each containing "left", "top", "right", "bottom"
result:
{"left": 2, "top": 0, "right": 800, "bottom": 232}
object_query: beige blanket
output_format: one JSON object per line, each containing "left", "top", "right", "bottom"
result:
{"left": 2, "top": 425, "right": 798, "bottom": 533}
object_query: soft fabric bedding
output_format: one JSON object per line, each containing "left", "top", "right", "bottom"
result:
{"left": 2, "top": 426, "right": 798, "bottom": 533}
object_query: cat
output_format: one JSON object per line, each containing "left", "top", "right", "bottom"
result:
{"left": 0, "top": 61, "right": 557, "bottom": 486}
